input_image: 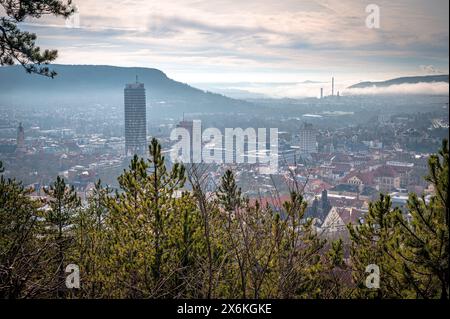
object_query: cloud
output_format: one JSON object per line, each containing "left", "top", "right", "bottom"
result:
{"left": 198, "top": 80, "right": 349, "bottom": 99}
{"left": 235, "top": 82, "right": 325, "bottom": 98}
{"left": 420, "top": 65, "right": 444, "bottom": 74}
{"left": 343, "top": 82, "right": 449, "bottom": 96}
{"left": 9, "top": 0, "right": 450, "bottom": 86}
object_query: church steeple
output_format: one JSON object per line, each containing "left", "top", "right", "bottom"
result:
{"left": 17, "top": 122, "right": 25, "bottom": 153}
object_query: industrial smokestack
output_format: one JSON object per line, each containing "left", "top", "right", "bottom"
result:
{"left": 320, "top": 88, "right": 323, "bottom": 99}
{"left": 332, "top": 77, "right": 334, "bottom": 96}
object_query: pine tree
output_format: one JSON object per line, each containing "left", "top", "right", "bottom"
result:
{"left": 348, "top": 194, "right": 405, "bottom": 298}
{"left": 319, "top": 239, "right": 351, "bottom": 299}
{"left": 43, "top": 176, "right": 80, "bottom": 298}
{"left": 217, "top": 170, "right": 242, "bottom": 214}
{"left": 171, "top": 192, "right": 203, "bottom": 298}
{"left": 2, "top": 138, "right": 448, "bottom": 299}
{"left": 73, "top": 180, "right": 110, "bottom": 298}
{"left": 102, "top": 154, "right": 152, "bottom": 297}
{"left": 0, "top": 0, "right": 75, "bottom": 77}
{"left": 186, "top": 163, "right": 219, "bottom": 299}
{"left": 101, "top": 138, "right": 188, "bottom": 298}
{"left": 396, "top": 139, "right": 449, "bottom": 299}
{"left": 217, "top": 170, "right": 248, "bottom": 297}
{"left": 0, "top": 164, "right": 53, "bottom": 298}
{"left": 277, "top": 192, "right": 325, "bottom": 298}
{"left": 146, "top": 138, "right": 186, "bottom": 283}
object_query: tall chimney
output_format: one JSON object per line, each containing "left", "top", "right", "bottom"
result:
{"left": 332, "top": 77, "right": 334, "bottom": 96}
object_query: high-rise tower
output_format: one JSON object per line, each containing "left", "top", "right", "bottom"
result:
{"left": 176, "top": 119, "right": 202, "bottom": 163}
{"left": 124, "top": 79, "right": 147, "bottom": 157}
{"left": 299, "top": 122, "right": 318, "bottom": 154}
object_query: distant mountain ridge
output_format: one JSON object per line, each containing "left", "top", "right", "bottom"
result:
{"left": 349, "top": 74, "right": 449, "bottom": 89}
{"left": 0, "top": 64, "right": 255, "bottom": 116}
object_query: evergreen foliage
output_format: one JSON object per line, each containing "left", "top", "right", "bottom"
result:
{"left": 0, "top": 139, "right": 448, "bottom": 299}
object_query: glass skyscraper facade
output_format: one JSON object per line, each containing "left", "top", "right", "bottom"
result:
{"left": 124, "top": 81, "right": 147, "bottom": 157}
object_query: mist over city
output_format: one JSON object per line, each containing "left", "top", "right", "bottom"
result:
{"left": 0, "top": 0, "right": 449, "bottom": 306}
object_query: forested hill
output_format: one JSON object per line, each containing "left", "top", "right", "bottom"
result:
{"left": 0, "top": 65, "right": 255, "bottom": 116}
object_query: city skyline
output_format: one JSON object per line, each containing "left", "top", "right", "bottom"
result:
{"left": 0, "top": 0, "right": 449, "bottom": 304}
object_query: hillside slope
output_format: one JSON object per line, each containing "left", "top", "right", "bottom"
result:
{"left": 0, "top": 65, "right": 254, "bottom": 116}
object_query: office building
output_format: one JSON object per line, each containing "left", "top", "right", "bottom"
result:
{"left": 299, "top": 122, "right": 318, "bottom": 154}
{"left": 124, "top": 79, "right": 147, "bottom": 156}
{"left": 176, "top": 119, "right": 202, "bottom": 163}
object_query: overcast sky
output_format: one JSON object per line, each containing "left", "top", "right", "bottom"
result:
{"left": 3, "top": 0, "right": 449, "bottom": 87}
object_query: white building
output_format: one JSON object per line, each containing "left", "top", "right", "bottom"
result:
{"left": 299, "top": 123, "right": 318, "bottom": 154}
{"left": 320, "top": 206, "right": 365, "bottom": 240}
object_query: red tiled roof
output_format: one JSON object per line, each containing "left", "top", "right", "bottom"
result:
{"left": 336, "top": 207, "right": 364, "bottom": 225}
{"left": 329, "top": 197, "right": 365, "bottom": 209}
{"left": 332, "top": 163, "right": 352, "bottom": 174}
{"left": 331, "top": 153, "right": 353, "bottom": 163}
{"left": 390, "top": 165, "right": 413, "bottom": 174}
{"left": 341, "top": 170, "right": 374, "bottom": 185}
{"left": 308, "top": 179, "right": 333, "bottom": 194}
{"left": 249, "top": 195, "right": 292, "bottom": 208}
{"left": 373, "top": 165, "right": 398, "bottom": 178}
